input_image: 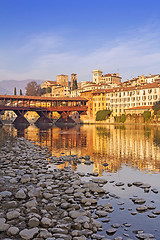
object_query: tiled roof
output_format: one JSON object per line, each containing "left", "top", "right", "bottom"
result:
{"left": 126, "top": 106, "right": 152, "bottom": 110}
{"left": 42, "top": 81, "right": 57, "bottom": 85}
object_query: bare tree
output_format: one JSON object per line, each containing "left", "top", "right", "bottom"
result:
{"left": 25, "top": 81, "right": 41, "bottom": 96}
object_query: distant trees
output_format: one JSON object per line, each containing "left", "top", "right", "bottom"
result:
{"left": 14, "top": 87, "right": 17, "bottom": 95}
{"left": 25, "top": 81, "right": 41, "bottom": 96}
{"left": 20, "top": 89, "right": 23, "bottom": 95}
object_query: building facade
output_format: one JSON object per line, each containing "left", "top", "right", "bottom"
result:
{"left": 92, "top": 82, "right": 160, "bottom": 117}
{"left": 56, "top": 75, "right": 69, "bottom": 87}
{"left": 92, "top": 70, "right": 103, "bottom": 84}
{"left": 52, "top": 85, "right": 71, "bottom": 97}
{"left": 101, "top": 73, "right": 121, "bottom": 84}
{"left": 41, "top": 80, "right": 57, "bottom": 89}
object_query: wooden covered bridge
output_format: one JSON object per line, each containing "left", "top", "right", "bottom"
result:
{"left": 0, "top": 95, "right": 88, "bottom": 126}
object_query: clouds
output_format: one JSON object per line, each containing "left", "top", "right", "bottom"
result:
{"left": 0, "top": 25, "right": 160, "bottom": 82}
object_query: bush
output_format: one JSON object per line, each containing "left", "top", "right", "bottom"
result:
{"left": 143, "top": 111, "right": 151, "bottom": 122}
{"left": 152, "top": 101, "right": 160, "bottom": 114}
{"left": 120, "top": 114, "right": 127, "bottom": 123}
{"left": 114, "top": 114, "right": 127, "bottom": 123}
{"left": 156, "top": 110, "right": 160, "bottom": 118}
{"left": 96, "top": 110, "right": 112, "bottom": 121}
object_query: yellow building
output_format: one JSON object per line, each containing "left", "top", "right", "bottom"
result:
{"left": 92, "top": 90, "right": 107, "bottom": 118}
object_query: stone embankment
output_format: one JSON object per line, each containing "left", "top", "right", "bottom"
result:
{"left": 0, "top": 135, "right": 159, "bottom": 239}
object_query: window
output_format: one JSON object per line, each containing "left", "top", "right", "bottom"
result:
{"left": 153, "top": 95, "right": 157, "bottom": 100}
{"left": 148, "top": 89, "right": 152, "bottom": 94}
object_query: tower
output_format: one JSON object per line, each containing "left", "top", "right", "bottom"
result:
{"left": 92, "top": 70, "right": 102, "bottom": 84}
{"left": 71, "top": 73, "right": 77, "bottom": 89}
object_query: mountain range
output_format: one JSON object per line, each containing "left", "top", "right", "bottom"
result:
{"left": 0, "top": 79, "right": 44, "bottom": 95}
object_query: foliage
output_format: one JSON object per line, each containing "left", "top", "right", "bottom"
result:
{"left": 40, "top": 88, "right": 46, "bottom": 95}
{"left": 72, "top": 80, "right": 78, "bottom": 90}
{"left": 114, "top": 114, "right": 127, "bottom": 123}
{"left": 20, "top": 89, "right": 23, "bottom": 95}
{"left": 14, "top": 87, "right": 17, "bottom": 95}
{"left": 25, "top": 81, "right": 41, "bottom": 96}
{"left": 143, "top": 111, "right": 151, "bottom": 121}
{"left": 152, "top": 101, "right": 160, "bottom": 115}
{"left": 96, "top": 110, "right": 112, "bottom": 121}
{"left": 46, "top": 87, "right": 51, "bottom": 93}
{"left": 156, "top": 110, "right": 160, "bottom": 118}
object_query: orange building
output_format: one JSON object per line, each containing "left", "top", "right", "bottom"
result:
{"left": 81, "top": 90, "right": 93, "bottom": 117}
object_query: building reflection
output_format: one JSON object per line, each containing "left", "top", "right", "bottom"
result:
{"left": 3, "top": 124, "right": 160, "bottom": 175}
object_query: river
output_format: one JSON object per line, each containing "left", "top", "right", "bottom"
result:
{"left": 1, "top": 123, "right": 160, "bottom": 239}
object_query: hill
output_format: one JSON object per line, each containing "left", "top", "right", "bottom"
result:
{"left": 0, "top": 79, "right": 44, "bottom": 95}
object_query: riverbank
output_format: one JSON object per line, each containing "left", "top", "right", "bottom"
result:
{"left": 0, "top": 131, "right": 159, "bottom": 239}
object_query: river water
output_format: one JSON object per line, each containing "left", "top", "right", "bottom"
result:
{"left": 1, "top": 123, "right": 160, "bottom": 239}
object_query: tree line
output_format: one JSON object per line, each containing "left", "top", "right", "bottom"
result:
{"left": 14, "top": 79, "right": 77, "bottom": 96}
{"left": 13, "top": 81, "right": 48, "bottom": 96}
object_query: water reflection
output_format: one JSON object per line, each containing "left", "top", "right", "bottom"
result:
{"left": 3, "top": 124, "right": 160, "bottom": 175}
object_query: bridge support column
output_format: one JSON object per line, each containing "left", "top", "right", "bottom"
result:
{"left": 35, "top": 111, "right": 53, "bottom": 126}
{"left": 13, "top": 110, "right": 29, "bottom": 127}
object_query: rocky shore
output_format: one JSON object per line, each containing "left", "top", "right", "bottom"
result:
{"left": 0, "top": 134, "right": 159, "bottom": 239}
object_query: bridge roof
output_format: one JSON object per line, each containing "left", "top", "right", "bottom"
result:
{"left": 0, "top": 95, "right": 88, "bottom": 102}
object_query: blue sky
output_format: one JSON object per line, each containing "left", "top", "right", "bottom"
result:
{"left": 0, "top": 0, "right": 160, "bottom": 82}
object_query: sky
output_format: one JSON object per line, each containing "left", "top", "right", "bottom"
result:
{"left": 0, "top": 0, "right": 160, "bottom": 82}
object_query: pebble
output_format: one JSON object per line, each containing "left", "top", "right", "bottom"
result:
{"left": 0, "top": 134, "right": 159, "bottom": 240}
{"left": 106, "top": 228, "right": 117, "bottom": 235}
{"left": 136, "top": 233, "right": 155, "bottom": 239}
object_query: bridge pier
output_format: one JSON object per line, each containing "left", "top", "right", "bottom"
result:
{"left": 35, "top": 111, "right": 53, "bottom": 126}
{"left": 13, "top": 110, "right": 30, "bottom": 127}
{"left": 56, "top": 111, "right": 75, "bottom": 124}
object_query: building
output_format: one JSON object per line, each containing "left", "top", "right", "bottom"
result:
{"left": 101, "top": 73, "right": 121, "bottom": 85}
{"left": 81, "top": 90, "right": 94, "bottom": 118}
{"left": 92, "top": 90, "right": 107, "bottom": 118}
{"left": 56, "top": 74, "right": 69, "bottom": 87}
{"left": 92, "top": 82, "right": 160, "bottom": 117}
{"left": 92, "top": 70, "right": 122, "bottom": 85}
{"left": 71, "top": 89, "right": 81, "bottom": 97}
{"left": 71, "top": 73, "right": 77, "bottom": 89}
{"left": 92, "top": 70, "right": 103, "bottom": 84}
{"left": 122, "top": 74, "right": 160, "bottom": 87}
{"left": 41, "top": 80, "right": 57, "bottom": 89}
{"left": 52, "top": 85, "right": 71, "bottom": 97}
